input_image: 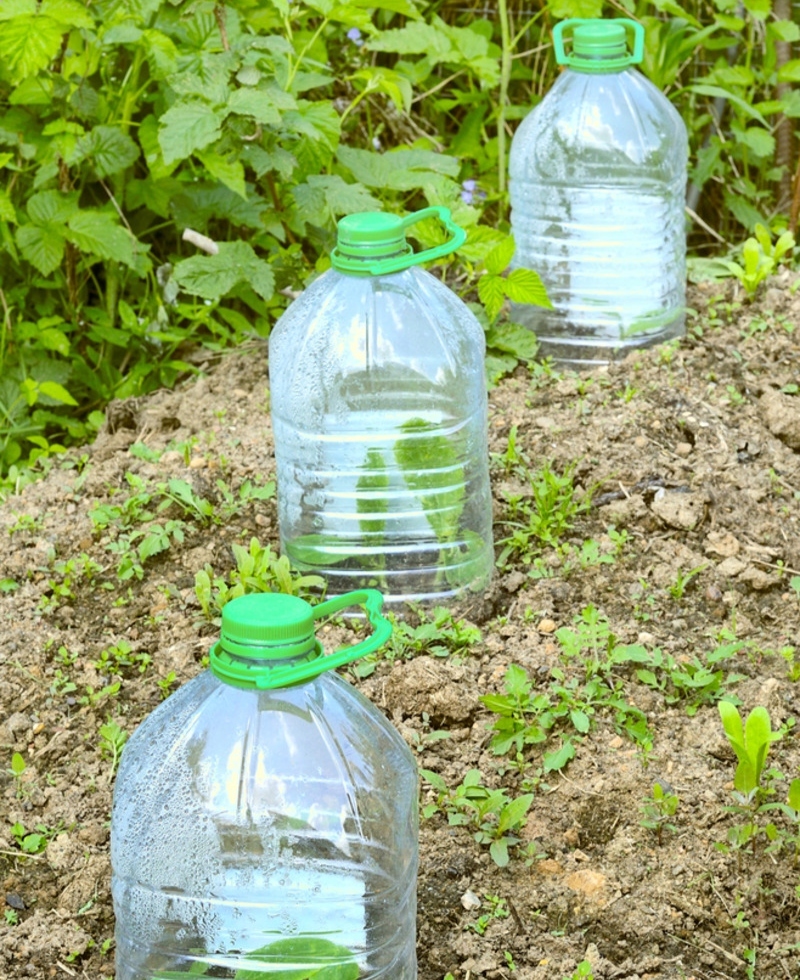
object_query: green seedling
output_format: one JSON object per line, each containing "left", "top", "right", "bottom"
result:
{"left": 723, "top": 223, "right": 795, "bottom": 296}
{"left": 99, "top": 720, "right": 128, "bottom": 775}
{"left": 761, "top": 779, "right": 800, "bottom": 865}
{"left": 640, "top": 781, "right": 679, "bottom": 844}
{"left": 195, "top": 537, "right": 325, "bottom": 621}
{"left": 8, "top": 752, "right": 27, "bottom": 798}
{"left": 719, "top": 703, "right": 783, "bottom": 805}
{"left": 563, "top": 962, "right": 594, "bottom": 980}
{"left": 157, "top": 672, "right": 178, "bottom": 700}
{"left": 491, "top": 425, "right": 529, "bottom": 475}
{"left": 465, "top": 894, "right": 509, "bottom": 935}
{"left": 790, "top": 576, "right": 800, "bottom": 601}
{"left": 497, "top": 461, "right": 589, "bottom": 567}
{"left": 421, "top": 769, "right": 533, "bottom": 867}
{"left": 10, "top": 820, "right": 58, "bottom": 854}
{"left": 667, "top": 564, "right": 707, "bottom": 600}
{"left": 5, "top": 909, "right": 19, "bottom": 925}
{"left": 156, "top": 478, "right": 215, "bottom": 524}
{"left": 94, "top": 640, "right": 151, "bottom": 675}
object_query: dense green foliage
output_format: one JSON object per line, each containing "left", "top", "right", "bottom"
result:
{"left": 0, "top": 0, "right": 797, "bottom": 482}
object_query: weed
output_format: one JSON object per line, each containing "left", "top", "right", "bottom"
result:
{"left": 491, "top": 425, "right": 529, "bottom": 475}
{"left": 94, "top": 640, "right": 151, "bottom": 676}
{"left": 195, "top": 538, "right": 325, "bottom": 621}
{"left": 8, "top": 752, "right": 27, "bottom": 799}
{"left": 98, "top": 720, "right": 128, "bottom": 776}
{"left": 667, "top": 564, "right": 707, "bottom": 600}
{"left": 10, "top": 821, "right": 60, "bottom": 854}
{"left": 640, "top": 782, "right": 680, "bottom": 844}
{"left": 497, "top": 461, "right": 589, "bottom": 566}
{"left": 5, "top": 909, "right": 19, "bottom": 925}
{"left": 157, "top": 672, "right": 178, "bottom": 700}
{"left": 722, "top": 224, "right": 795, "bottom": 296}
{"left": 464, "top": 894, "right": 509, "bottom": 935}
{"left": 421, "top": 769, "right": 533, "bottom": 867}
{"left": 563, "top": 962, "right": 594, "bottom": 980}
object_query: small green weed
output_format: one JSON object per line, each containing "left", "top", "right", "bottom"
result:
{"left": 667, "top": 564, "right": 707, "bottom": 600}
{"left": 421, "top": 769, "right": 533, "bottom": 867}
{"left": 563, "top": 962, "right": 594, "bottom": 980}
{"left": 8, "top": 752, "right": 27, "bottom": 799}
{"left": 10, "top": 821, "right": 60, "bottom": 855}
{"left": 464, "top": 894, "right": 509, "bottom": 935}
{"left": 497, "top": 461, "right": 589, "bottom": 566}
{"left": 640, "top": 782, "right": 680, "bottom": 844}
{"left": 195, "top": 537, "right": 325, "bottom": 621}
{"left": 94, "top": 640, "right": 151, "bottom": 676}
{"left": 98, "top": 720, "right": 128, "bottom": 776}
{"left": 722, "top": 224, "right": 795, "bottom": 297}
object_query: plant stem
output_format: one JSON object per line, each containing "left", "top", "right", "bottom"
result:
{"left": 497, "top": 0, "right": 512, "bottom": 200}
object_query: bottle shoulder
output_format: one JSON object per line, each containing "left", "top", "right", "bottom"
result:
{"left": 510, "top": 68, "right": 687, "bottom": 180}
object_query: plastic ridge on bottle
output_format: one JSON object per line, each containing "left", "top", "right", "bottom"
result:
{"left": 509, "top": 17, "right": 688, "bottom": 368}
{"left": 112, "top": 590, "right": 418, "bottom": 980}
{"left": 269, "top": 207, "right": 494, "bottom": 607}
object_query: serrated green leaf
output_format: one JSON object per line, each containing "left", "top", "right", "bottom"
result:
{"left": 338, "top": 146, "right": 459, "bottom": 190}
{"left": 477, "top": 273, "right": 505, "bottom": 321}
{"left": 16, "top": 223, "right": 65, "bottom": 275}
{"left": 742, "top": 0, "right": 770, "bottom": 19}
{"left": 142, "top": 28, "right": 178, "bottom": 79}
{"left": 227, "top": 88, "right": 282, "bottom": 126}
{"left": 484, "top": 237, "right": 515, "bottom": 275}
{"left": 172, "top": 240, "right": 274, "bottom": 302}
{"left": 158, "top": 101, "right": 222, "bottom": 166}
{"left": 504, "top": 268, "right": 552, "bottom": 308}
{"left": 196, "top": 150, "right": 246, "bottom": 199}
{"left": 27, "top": 190, "right": 78, "bottom": 225}
{"left": 484, "top": 321, "right": 538, "bottom": 361}
{"left": 368, "top": 21, "right": 452, "bottom": 60}
{"left": 292, "top": 175, "right": 380, "bottom": 227}
{"left": 38, "top": 327, "right": 70, "bottom": 356}
{"left": 41, "top": 0, "right": 94, "bottom": 29}
{"left": 0, "top": 12, "right": 64, "bottom": 81}
{"left": 738, "top": 126, "right": 775, "bottom": 159}
{"left": 66, "top": 211, "right": 135, "bottom": 267}
{"left": 75, "top": 125, "right": 140, "bottom": 177}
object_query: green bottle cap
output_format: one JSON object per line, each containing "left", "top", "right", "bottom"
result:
{"left": 209, "top": 589, "right": 391, "bottom": 690}
{"left": 553, "top": 18, "right": 644, "bottom": 74}
{"left": 331, "top": 206, "right": 466, "bottom": 276}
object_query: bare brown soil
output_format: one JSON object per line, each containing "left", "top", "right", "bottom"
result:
{"left": 1, "top": 274, "right": 800, "bottom": 980}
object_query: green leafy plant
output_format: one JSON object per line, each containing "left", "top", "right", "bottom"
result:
{"left": 421, "top": 768, "right": 533, "bottom": 867}
{"left": 99, "top": 720, "right": 128, "bottom": 776}
{"left": 497, "top": 461, "right": 590, "bottom": 566}
{"left": 8, "top": 752, "right": 27, "bottom": 799}
{"left": 10, "top": 820, "right": 58, "bottom": 855}
{"left": 465, "top": 894, "right": 509, "bottom": 935}
{"left": 195, "top": 537, "right": 325, "bottom": 620}
{"left": 722, "top": 224, "right": 795, "bottom": 296}
{"left": 640, "top": 782, "right": 680, "bottom": 844}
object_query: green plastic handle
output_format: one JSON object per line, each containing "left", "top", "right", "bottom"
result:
{"left": 253, "top": 589, "right": 391, "bottom": 690}
{"left": 365, "top": 206, "right": 466, "bottom": 276}
{"left": 553, "top": 18, "right": 644, "bottom": 70}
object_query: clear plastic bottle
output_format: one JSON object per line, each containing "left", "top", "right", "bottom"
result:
{"left": 268, "top": 208, "right": 493, "bottom": 606}
{"left": 111, "top": 590, "right": 417, "bottom": 980}
{"left": 509, "top": 18, "right": 688, "bottom": 368}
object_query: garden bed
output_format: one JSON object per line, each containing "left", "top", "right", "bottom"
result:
{"left": 1, "top": 274, "right": 800, "bottom": 980}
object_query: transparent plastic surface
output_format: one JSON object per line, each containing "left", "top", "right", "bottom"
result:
{"left": 112, "top": 670, "right": 418, "bottom": 980}
{"left": 268, "top": 265, "right": 493, "bottom": 606}
{"left": 509, "top": 66, "right": 688, "bottom": 368}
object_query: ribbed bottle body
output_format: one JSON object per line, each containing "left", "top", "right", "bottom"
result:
{"left": 268, "top": 266, "right": 493, "bottom": 605}
{"left": 112, "top": 671, "right": 418, "bottom": 980}
{"left": 509, "top": 67, "right": 688, "bottom": 367}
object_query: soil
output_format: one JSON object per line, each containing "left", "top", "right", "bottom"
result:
{"left": 2, "top": 273, "right": 800, "bottom": 980}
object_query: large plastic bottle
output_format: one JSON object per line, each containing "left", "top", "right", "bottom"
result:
{"left": 509, "top": 18, "right": 688, "bottom": 368}
{"left": 269, "top": 208, "right": 493, "bottom": 607}
{"left": 111, "top": 590, "right": 417, "bottom": 980}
